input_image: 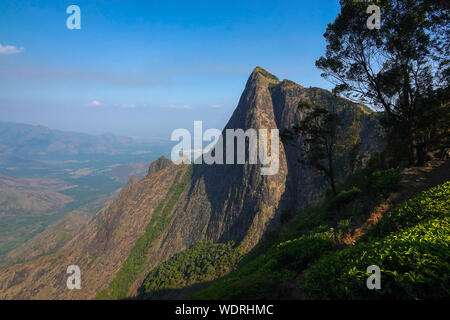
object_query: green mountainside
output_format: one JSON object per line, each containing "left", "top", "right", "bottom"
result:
{"left": 136, "top": 164, "right": 449, "bottom": 299}
{"left": 97, "top": 166, "right": 193, "bottom": 299}
{"left": 1, "top": 67, "right": 447, "bottom": 300}
{"left": 190, "top": 177, "right": 450, "bottom": 299}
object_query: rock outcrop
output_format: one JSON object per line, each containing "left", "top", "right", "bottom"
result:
{"left": 147, "top": 156, "right": 173, "bottom": 177}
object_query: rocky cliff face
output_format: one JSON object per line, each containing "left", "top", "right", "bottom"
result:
{"left": 0, "top": 67, "right": 382, "bottom": 299}
{"left": 125, "top": 68, "right": 382, "bottom": 296}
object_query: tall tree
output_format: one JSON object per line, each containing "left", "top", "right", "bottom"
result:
{"left": 281, "top": 101, "right": 361, "bottom": 196}
{"left": 316, "top": 0, "right": 449, "bottom": 165}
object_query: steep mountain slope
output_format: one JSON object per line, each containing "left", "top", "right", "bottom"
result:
{"left": 0, "top": 161, "right": 185, "bottom": 299}
{"left": 0, "top": 67, "right": 382, "bottom": 299}
{"left": 123, "top": 67, "right": 381, "bottom": 297}
{"left": 191, "top": 161, "right": 449, "bottom": 300}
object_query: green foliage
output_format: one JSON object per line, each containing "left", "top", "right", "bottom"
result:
{"left": 299, "top": 181, "right": 450, "bottom": 299}
{"left": 342, "top": 167, "right": 400, "bottom": 199}
{"left": 191, "top": 233, "right": 334, "bottom": 300}
{"left": 287, "top": 103, "right": 342, "bottom": 195}
{"left": 96, "top": 166, "right": 193, "bottom": 300}
{"left": 195, "top": 181, "right": 370, "bottom": 299}
{"left": 316, "top": 0, "right": 449, "bottom": 165}
{"left": 281, "top": 100, "right": 363, "bottom": 195}
{"left": 196, "top": 166, "right": 397, "bottom": 298}
{"left": 139, "top": 242, "right": 240, "bottom": 298}
{"left": 299, "top": 216, "right": 450, "bottom": 299}
{"left": 362, "top": 181, "right": 450, "bottom": 241}
{"left": 326, "top": 187, "right": 362, "bottom": 211}
{"left": 369, "top": 169, "right": 400, "bottom": 197}
{"left": 298, "top": 100, "right": 311, "bottom": 109}
{"left": 192, "top": 177, "right": 450, "bottom": 300}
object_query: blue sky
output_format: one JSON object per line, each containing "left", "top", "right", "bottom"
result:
{"left": 0, "top": 0, "right": 340, "bottom": 140}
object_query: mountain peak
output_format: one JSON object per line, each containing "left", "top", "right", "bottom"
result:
{"left": 250, "top": 66, "right": 280, "bottom": 84}
{"left": 147, "top": 156, "right": 173, "bottom": 177}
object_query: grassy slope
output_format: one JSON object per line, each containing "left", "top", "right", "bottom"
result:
{"left": 96, "top": 165, "right": 193, "bottom": 300}
{"left": 299, "top": 182, "right": 450, "bottom": 299}
{"left": 189, "top": 174, "right": 449, "bottom": 299}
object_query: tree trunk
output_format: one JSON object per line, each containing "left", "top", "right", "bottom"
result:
{"left": 411, "top": 130, "right": 420, "bottom": 165}
{"left": 330, "top": 174, "right": 337, "bottom": 196}
{"left": 328, "top": 153, "right": 337, "bottom": 196}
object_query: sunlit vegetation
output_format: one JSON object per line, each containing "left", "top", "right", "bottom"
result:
{"left": 96, "top": 166, "right": 193, "bottom": 300}
{"left": 191, "top": 173, "right": 449, "bottom": 299}
{"left": 300, "top": 182, "right": 450, "bottom": 299}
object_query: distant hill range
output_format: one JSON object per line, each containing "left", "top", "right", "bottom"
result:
{"left": 0, "top": 122, "right": 168, "bottom": 265}
{"left": 0, "top": 121, "right": 162, "bottom": 159}
{"left": 0, "top": 174, "right": 73, "bottom": 218}
{"left": 0, "top": 67, "right": 384, "bottom": 299}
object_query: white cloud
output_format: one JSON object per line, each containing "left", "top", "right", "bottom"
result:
{"left": 165, "top": 104, "right": 192, "bottom": 109}
{"left": 0, "top": 44, "right": 24, "bottom": 55}
{"left": 211, "top": 104, "right": 221, "bottom": 108}
{"left": 86, "top": 100, "right": 103, "bottom": 107}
